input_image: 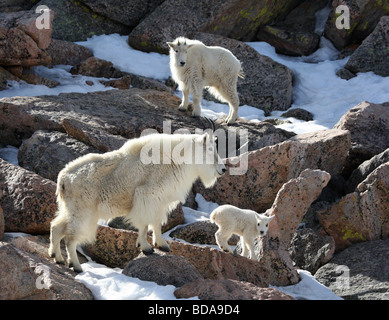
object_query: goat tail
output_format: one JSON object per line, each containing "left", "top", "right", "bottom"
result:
{"left": 56, "top": 172, "right": 66, "bottom": 200}
{"left": 238, "top": 69, "right": 245, "bottom": 79}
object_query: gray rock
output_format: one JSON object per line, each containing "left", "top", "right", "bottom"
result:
{"left": 315, "top": 239, "right": 389, "bottom": 300}
{"left": 122, "top": 249, "right": 203, "bottom": 287}
{"left": 281, "top": 108, "right": 314, "bottom": 121}
{"left": 128, "top": 0, "right": 304, "bottom": 53}
{"left": 256, "top": 26, "right": 320, "bottom": 56}
{"left": 174, "top": 279, "right": 295, "bottom": 300}
{"left": 169, "top": 220, "right": 239, "bottom": 245}
{"left": 345, "top": 16, "right": 389, "bottom": 77}
{"left": 347, "top": 147, "right": 389, "bottom": 193}
{"left": 288, "top": 228, "right": 335, "bottom": 274}
{"left": 46, "top": 39, "right": 93, "bottom": 67}
{"left": 33, "top": 0, "right": 130, "bottom": 42}
{"left": 79, "top": 0, "right": 164, "bottom": 27}
{"left": 324, "top": 0, "right": 389, "bottom": 51}
{"left": 0, "top": 241, "right": 93, "bottom": 300}
{"left": 18, "top": 130, "right": 100, "bottom": 182}
{"left": 0, "top": 158, "right": 57, "bottom": 234}
{"left": 334, "top": 101, "right": 389, "bottom": 177}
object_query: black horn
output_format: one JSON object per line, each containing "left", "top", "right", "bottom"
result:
{"left": 202, "top": 116, "right": 216, "bottom": 132}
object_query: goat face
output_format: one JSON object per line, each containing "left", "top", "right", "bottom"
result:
{"left": 196, "top": 132, "right": 226, "bottom": 188}
{"left": 167, "top": 39, "right": 193, "bottom": 68}
{"left": 256, "top": 214, "right": 275, "bottom": 236}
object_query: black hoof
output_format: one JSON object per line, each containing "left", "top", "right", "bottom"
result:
{"left": 56, "top": 260, "right": 65, "bottom": 265}
{"left": 73, "top": 267, "right": 83, "bottom": 273}
{"left": 158, "top": 245, "right": 170, "bottom": 253}
{"left": 50, "top": 253, "right": 56, "bottom": 258}
{"left": 142, "top": 248, "right": 154, "bottom": 255}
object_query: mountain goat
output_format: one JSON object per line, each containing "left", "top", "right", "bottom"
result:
{"left": 49, "top": 132, "right": 226, "bottom": 272}
{"left": 210, "top": 205, "right": 274, "bottom": 260}
{"left": 167, "top": 37, "right": 244, "bottom": 124}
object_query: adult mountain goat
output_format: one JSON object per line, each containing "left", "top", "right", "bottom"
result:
{"left": 49, "top": 132, "right": 226, "bottom": 272}
{"left": 168, "top": 37, "right": 244, "bottom": 124}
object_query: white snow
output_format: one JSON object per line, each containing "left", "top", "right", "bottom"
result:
{"left": 75, "top": 261, "right": 188, "bottom": 300}
{"left": 3, "top": 26, "right": 388, "bottom": 300}
{"left": 272, "top": 270, "right": 342, "bottom": 300}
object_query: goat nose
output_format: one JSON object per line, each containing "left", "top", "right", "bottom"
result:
{"left": 180, "top": 61, "right": 185, "bottom": 66}
{"left": 260, "top": 231, "right": 264, "bottom": 235}
{"left": 222, "top": 167, "right": 227, "bottom": 173}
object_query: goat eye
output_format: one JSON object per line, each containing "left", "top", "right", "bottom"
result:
{"left": 257, "top": 223, "right": 260, "bottom": 226}
{"left": 175, "top": 50, "right": 179, "bottom": 53}
{"left": 266, "top": 224, "right": 268, "bottom": 227}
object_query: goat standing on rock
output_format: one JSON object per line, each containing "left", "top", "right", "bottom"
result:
{"left": 211, "top": 205, "right": 275, "bottom": 260}
{"left": 168, "top": 37, "right": 244, "bottom": 124}
{"left": 49, "top": 131, "right": 226, "bottom": 273}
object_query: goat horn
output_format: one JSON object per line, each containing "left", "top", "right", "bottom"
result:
{"left": 202, "top": 117, "right": 216, "bottom": 132}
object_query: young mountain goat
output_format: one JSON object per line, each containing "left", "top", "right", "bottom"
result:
{"left": 210, "top": 205, "right": 274, "bottom": 260}
{"left": 168, "top": 37, "right": 244, "bottom": 124}
{"left": 49, "top": 132, "right": 225, "bottom": 272}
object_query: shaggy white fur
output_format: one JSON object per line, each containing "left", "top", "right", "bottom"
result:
{"left": 168, "top": 37, "right": 244, "bottom": 124}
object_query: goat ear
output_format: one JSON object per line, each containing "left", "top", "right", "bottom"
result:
{"left": 167, "top": 42, "right": 175, "bottom": 49}
{"left": 269, "top": 215, "right": 275, "bottom": 221}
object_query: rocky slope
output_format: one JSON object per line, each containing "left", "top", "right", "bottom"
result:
{"left": 1, "top": 0, "right": 389, "bottom": 300}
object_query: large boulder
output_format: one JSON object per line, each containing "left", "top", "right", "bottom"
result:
{"left": 288, "top": 228, "right": 335, "bottom": 274}
{"left": 87, "top": 225, "right": 271, "bottom": 287}
{"left": 18, "top": 130, "right": 100, "bottom": 182}
{"left": 315, "top": 239, "right": 389, "bottom": 300}
{"left": 334, "top": 101, "right": 389, "bottom": 177}
{"left": 46, "top": 39, "right": 93, "bottom": 67}
{"left": 344, "top": 16, "right": 389, "bottom": 77}
{"left": 346, "top": 147, "right": 389, "bottom": 193}
{"left": 317, "top": 162, "right": 389, "bottom": 251}
{"left": 0, "top": 66, "right": 19, "bottom": 90}
{"left": 191, "top": 32, "right": 293, "bottom": 115}
{"left": 324, "top": 0, "right": 389, "bottom": 51}
{"left": 122, "top": 249, "right": 204, "bottom": 287}
{"left": 0, "top": 10, "right": 54, "bottom": 67}
{"left": 194, "top": 129, "right": 350, "bottom": 212}
{"left": 32, "top": 0, "right": 129, "bottom": 42}
{"left": 79, "top": 0, "right": 164, "bottom": 27}
{"left": 253, "top": 169, "right": 331, "bottom": 285}
{"left": 0, "top": 158, "right": 57, "bottom": 234}
{"left": 0, "top": 241, "right": 93, "bottom": 300}
{"left": 128, "top": 0, "right": 304, "bottom": 53}
{"left": 256, "top": 26, "right": 320, "bottom": 56}
{"left": 174, "top": 279, "right": 295, "bottom": 300}
{"left": 0, "top": 88, "right": 294, "bottom": 153}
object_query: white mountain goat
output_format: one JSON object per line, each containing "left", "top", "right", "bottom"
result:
{"left": 49, "top": 132, "right": 226, "bottom": 272}
{"left": 210, "top": 205, "right": 275, "bottom": 260}
{"left": 167, "top": 37, "right": 244, "bottom": 124}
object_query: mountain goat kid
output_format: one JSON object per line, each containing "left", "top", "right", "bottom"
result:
{"left": 49, "top": 132, "right": 226, "bottom": 272}
{"left": 210, "top": 205, "right": 274, "bottom": 260}
{"left": 168, "top": 37, "right": 244, "bottom": 124}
